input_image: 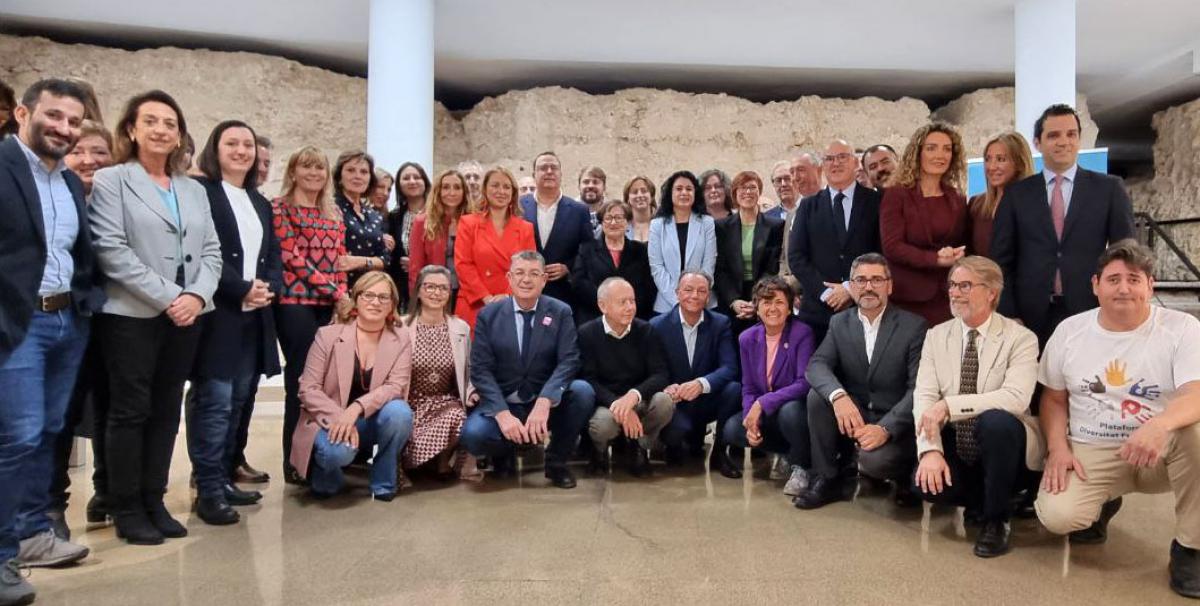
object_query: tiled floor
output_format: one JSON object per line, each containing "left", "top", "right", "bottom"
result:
{"left": 30, "top": 419, "right": 1192, "bottom": 605}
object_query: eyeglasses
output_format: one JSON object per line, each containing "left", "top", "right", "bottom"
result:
{"left": 850, "top": 276, "right": 890, "bottom": 287}
{"left": 947, "top": 280, "right": 984, "bottom": 293}
{"left": 602, "top": 215, "right": 629, "bottom": 224}
{"left": 358, "top": 292, "right": 393, "bottom": 303}
{"left": 823, "top": 153, "right": 855, "bottom": 164}
{"left": 421, "top": 283, "right": 450, "bottom": 294}
{"left": 511, "top": 270, "right": 545, "bottom": 280}
{"left": 771, "top": 176, "right": 792, "bottom": 185}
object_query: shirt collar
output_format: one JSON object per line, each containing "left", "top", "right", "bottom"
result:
{"left": 678, "top": 307, "right": 705, "bottom": 330}
{"left": 857, "top": 305, "right": 886, "bottom": 329}
{"left": 512, "top": 297, "right": 538, "bottom": 315}
{"left": 1043, "top": 164, "right": 1078, "bottom": 185}
{"left": 15, "top": 136, "right": 66, "bottom": 176}
{"left": 602, "top": 315, "right": 633, "bottom": 339}
{"left": 960, "top": 312, "right": 992, "bottom": 340}
{"left": 827, "top": 181, "right": 857, "bottom": 201}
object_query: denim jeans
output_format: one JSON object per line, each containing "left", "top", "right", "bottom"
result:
{"left": 460, "top": 379, "right": 596, "bottom": 469}
{"left": 187, "top": 342, "right": 261, "bottom": 498}
{"left": 309, "top": 400, "right": 413, "bottom": 496}
{"left": 0, "top": 309, "right": 88, "bottom": 560}
{"left": 723, "top": 398, "right": 811, "bottom": 469}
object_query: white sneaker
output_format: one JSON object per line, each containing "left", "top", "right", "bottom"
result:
{"left": 0, "top": 559, "right": 35, "bottom": 606}
{"left": 783, "top": 466, "right": 810, "bottom": 497}
{"left": 769, "top": 455, "right": 790, "bottom": 480}
{"left": 16, "top": 529, "right": 88, "bottom": 568}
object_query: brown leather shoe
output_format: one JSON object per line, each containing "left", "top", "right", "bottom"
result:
{"left": 234, "top": 463, "right": 270, "bottom": 484}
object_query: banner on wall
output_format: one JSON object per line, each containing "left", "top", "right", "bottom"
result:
{"left": 966, "top": 148, "right": 1109, "bottom": 197}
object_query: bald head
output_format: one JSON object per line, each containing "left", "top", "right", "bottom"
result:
{"left": 597, "top": 277, "right": 637, "bottom": 330}
{"left": 823, "top": 139, "right": 858, "bottom": 190}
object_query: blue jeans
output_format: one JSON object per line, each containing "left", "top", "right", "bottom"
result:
{"left": 0, "top": 310, "right": 88, "bottom": 560}
{"left": 722, "top": 398, "right": 811, "bottom": 469}
{"left": 187, "top": 345, "right": 261, "bottom": 498}
{"left": 310, "top": 400, "right": 412, "bottom": 496}
{"left": 460, "top": 379, "right": 596, "bottom": 469}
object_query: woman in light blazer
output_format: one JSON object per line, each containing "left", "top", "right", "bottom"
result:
{"left": 89, "top": 90, "right": 221, "bottom": 545}
{"left": 291, "top": 271, "right": 414, "bottom": 501}
{"left": 399, "top": 265, "right": 480, "bottom": 484}
{"left": 647, "top": 170, "right": 716, "bottom": 313}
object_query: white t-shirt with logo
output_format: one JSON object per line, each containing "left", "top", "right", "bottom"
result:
{"left": 1039, "top": 306, "right": 1200, "bottom": 445}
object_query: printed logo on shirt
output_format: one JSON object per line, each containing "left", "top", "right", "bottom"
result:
{"left": 1074, "top": 358, "right": 1161, "bottom": 440}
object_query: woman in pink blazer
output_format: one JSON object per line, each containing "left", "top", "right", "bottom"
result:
{"left": 454, "top": 166, "right": 536, "bottom": 329}
{"left": 290, "top": 271, "right": 413, "bottom": 501}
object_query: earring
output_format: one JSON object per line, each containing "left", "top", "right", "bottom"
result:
{"left": 348, "top": 308, "right": 359, "bottom": 318}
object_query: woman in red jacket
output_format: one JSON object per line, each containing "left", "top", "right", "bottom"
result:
{"left": 453, "top": 166, "right": 536, "bottom": 329}
{"left": 880, "top": 122, "right": 969, "bottom": 326}
{"left": 407, "top": 169, "right": 471, "bottom": 313}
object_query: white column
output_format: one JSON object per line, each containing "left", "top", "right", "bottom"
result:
{"left": 367, "top": 0, "right": 434, "bottom": 175}
{"left": 1014, "top": 0, "right": 1076, "bottom": 143}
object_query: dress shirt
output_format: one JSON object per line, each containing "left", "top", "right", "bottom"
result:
{"left": 959, "top": 313, "right": 991, "bottom": 361}
{"left": 536, "top": 195, "right": 561, "bottom": 248}
{"left": 1043, "top": 164, "right": 1078, "bottom": 214}
{"left": 818, "top": 182, "right": 857, "bottom": 304}
{"left": 829, "top": 305, "right": 886, "bottom": 404}
{"left": 223, "top": 182, "right": 263, "bottom": 311}
{"left": 506, "top": 297, "right": 540, "bottom": 404}
{"left": 678, "top": 308, "right": 711, "bottom": 393}
{"left": 17, "top": 137, "right": 78, "bottom": 296}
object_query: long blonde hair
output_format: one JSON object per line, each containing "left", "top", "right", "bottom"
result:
{"left": 972, "top": 131, "right": 1035, "bottom": 220}
{"left": 337, "top": 271, "right": 400, "bottom": 327}
{"left": 477, "top": 166, "right": 524, "bottom": 219}
{"left": 424, "top": 169, "right": 472, "bottom": 241}
{"left": 891, "top": 122, "right": 967, "bottom": 193}
{"left": 279, "top": 146, "right": 339, "bottom": 221}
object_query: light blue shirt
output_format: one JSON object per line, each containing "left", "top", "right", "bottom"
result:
{"left": 512, "top": 297, "right": 539, "bottom": 355}
{"left": 1043, "top": 164, "right": 1077, "bottom": 214}
{"left": 154, "top": 181, "right": 184, "bottom": 264}
{"left": 17, "top": 137, "right": 79, "bottom": 296}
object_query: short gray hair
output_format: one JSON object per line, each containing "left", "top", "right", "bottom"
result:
{"left": 510, "top": 250, "right": 545, "bottom": 268}
{"left": 850, "top": 253, "right": 890, "bottom": 278}
{"left": 950, "top": 255, "right": 1004, "bottom": 309}
{"left": 677, "top": 271, "right": 713, "bottom": 289}
{"left": 597, "top": 276, "right": 632, "bottom": 301}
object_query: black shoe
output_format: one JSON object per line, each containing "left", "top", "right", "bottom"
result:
{"left": 283, "top": 464, "right": 306, "bottom": 486}
{"left": 372, "top": 492, "right": 396, "bottom": 502}
{"left": 892, "top": 483, "right": 922, "bottom": 508}
{"left": 144, "top": 502, "right": 187, "bottom": 538}
{"left": 1013, "top": 488, "right": 1038, "bottom": 519}
{"left": 629, "top": 447, "right": 652, "bottom": 478}
{"left": 113, "top": 511, "right": 164, "bottom": 545}
{"left": 86, "top": 494, "right": 109, "bottom": 525}
{"left": 586, "top": 451, "right": 609, "bottom": 476}
{"left": 974, "top": 520, "right": 1012, "bottom": 558}
{"left": 222, "top": 484, "right": 263, "bottom": 506}
{"left": 491, "top": 454, "right": 517, "bottom": 479}
{"left": 1170, "top": 540, "right": 1200, "bottom": 599}
{"left": 544, "top": 466, "right": 577, "bottom": 489}
{"left": 963, "top": 507, "right": 984, "bottom": 528}
{"left": 710, "top": 446, "right": 742, "bottom": 479}
{"left": 195, "top": 497, "right": 239, "bottom": 526}
{"left": 664, "top": 444, "right": 686, "bottom": 467}
{"left": 1070, "top": 497, "right": 1123, "bottom": 545}
{"left": 793, "top": 476, "right": 842, "bottom": 510}
{"left": 234, "top": 463, "right": 270, "bottom": 484}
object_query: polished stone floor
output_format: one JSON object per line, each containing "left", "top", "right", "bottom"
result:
{"left": 31, "top": 419, "right": 1192, "bottom": 605}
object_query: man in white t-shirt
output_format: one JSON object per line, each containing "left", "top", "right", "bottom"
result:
{"left": 1036, "top": 239, "right": 1200, "bottom": 599}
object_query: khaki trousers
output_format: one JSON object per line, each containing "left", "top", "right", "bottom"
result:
{"left": 588, "top": 392, "right": 675, "bottom": 452}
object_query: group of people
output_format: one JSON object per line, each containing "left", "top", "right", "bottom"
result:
{"left": 0, "top": 75, "right": 1197, "bottom": 606}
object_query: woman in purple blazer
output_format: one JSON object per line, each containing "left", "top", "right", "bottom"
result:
{"left": 722, "top": 277, "right": 815, "bottom": 495}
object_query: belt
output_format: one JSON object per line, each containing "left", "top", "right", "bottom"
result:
{"left": 38, "top": 292, "right": 72, "bottom": 312}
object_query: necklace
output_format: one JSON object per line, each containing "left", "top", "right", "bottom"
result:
{"left": 355, "top": 325, "right": 383, "bottom": 389}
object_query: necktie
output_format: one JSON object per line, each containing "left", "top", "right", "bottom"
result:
{"left": 517, "top": 310, "right": 536, "bottom": 401}
{"left": 1050, "top": 176, "right": 1066, "bottom": 295}
{"left": 954, "top": 329, "right": 981, "bottom": 464}
{"left": 833, "top": 192, "right": 847, "bottom": 242}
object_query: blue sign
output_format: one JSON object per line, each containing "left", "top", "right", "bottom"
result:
{"left": 966, "top": 148, "right": 1108, "bottom": 197}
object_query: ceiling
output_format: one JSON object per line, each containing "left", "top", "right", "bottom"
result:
{"left": 3, "top": 0, "right": 1198, "bottom": 157}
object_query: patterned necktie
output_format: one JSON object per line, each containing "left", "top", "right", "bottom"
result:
{"left": 833, "top": 192, "right": 848, "bottom": 242}
{"left": 954, "top": 329, "right": 981, "bottom": 464}
{"left": 1050, "top": 176, "right": 1066, "bottom": 295}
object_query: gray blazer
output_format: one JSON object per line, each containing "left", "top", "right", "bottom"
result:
{"left": 88, "top": 162, "right": 221, "bottom": 318}
{"left": 647, "top": 213, "right": 717, "bottom": 313}
{"left": 805, "top": 304, "right": 927, "bottom": 437}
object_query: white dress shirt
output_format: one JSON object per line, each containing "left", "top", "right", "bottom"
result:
{"left": 678, "top": 309, "right": 711, "bottom": 393}
{"left": 536, "top": 195, "right": 561, "bottom": 248}
{"left": 828, "top": 305, "right": 885, "bottom": 403}
{"left": 223, "top": 182, "right": 263, "bottom": 311}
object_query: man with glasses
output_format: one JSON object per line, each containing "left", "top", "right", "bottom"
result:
{"left": 462, "top": 251, "right": 596, "bottom": 489}
{"left": 520, "top": 151, "right": 593, "bottom": 308}
{"left": 787, "top": 139, "right": 883, "bottom": 345}
{"left": 911, "top": 256, "right": 1043, "bottom": 558}
{"left": 795, "top": 254, "right": 927, "bottom": 509}
{"left": 765, "top": 161, "right": 795, "bottom": 221}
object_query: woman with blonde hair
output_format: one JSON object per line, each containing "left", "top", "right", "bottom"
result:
{"left": 880, "top": 122, "right": 969, "bottom": 325}
{"left": 454, "top": 166, "right": 536, "bottom": 329}
{"left": 408, "top": 169, "right": 470, "bottom": 311}
{"left": 968, "top": 132, "right": 1034, "bottom": 257}
{"left": 291, "top": 271, "right": 413, "bottom": 500}
{"left": 273, "top": 145, "right": 349, "bottom": 484}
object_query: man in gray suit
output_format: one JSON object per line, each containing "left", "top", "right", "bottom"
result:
{"left": 794, "top": 253, "right": 927, "bottom": 509}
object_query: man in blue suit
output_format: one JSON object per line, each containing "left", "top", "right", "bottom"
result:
{"left": 463, "top": 250, "right": 596, "bottom": 489}
{"left": 0, "top": 79, "right": 105, "bottom": 603}
{"left": 651, "top": 272, "right": 743, "bottom": 478}
{"left": 520, "top": 151, "right": 594, "bottom": 308}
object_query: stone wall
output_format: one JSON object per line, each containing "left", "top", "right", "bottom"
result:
{"left": 932, "top": 87, "right": 1098, "bottom": 156}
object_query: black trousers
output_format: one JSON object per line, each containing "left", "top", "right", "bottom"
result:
{"left": 49, "top": 336, "right": 109, "bottom": 509}
{"left": 275, "top": 304, "right": 334, "bottom": 469}
{"left": 807, "top": 390, "right": 916, "bottom": 482}
{"left": 96, "top": 313, "right": 201, "bottom": 511}
{"left": 912, "top": 409, "right": 1028, "bottom": 522}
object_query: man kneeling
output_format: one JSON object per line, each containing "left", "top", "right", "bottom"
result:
{"left": 1036, "top": 240, "right": 1200, "bottom": 598}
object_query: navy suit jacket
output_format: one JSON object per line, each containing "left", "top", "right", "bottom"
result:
{"left": 650, "top": 306, "right": 739, "bottom": 394}
{"left": 520, "top": 194, "right": 593, "bottom": 305}
{"left": 470, "top": 294, "right": 581, "bottom": 415}
{"left": 990, "top": 168, "right": 1134, "bottom": 340}
{"left": 787, "top": 186, "right": 881, "bottom": 325}
{"left": 0, "top": 137, "right": 103, "bottom": 364}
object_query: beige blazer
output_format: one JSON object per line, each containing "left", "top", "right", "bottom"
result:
{"left": 399, "top": 316, "right": 477, "bottom": 408}
{"left": 290, "top": 320, "right": 412, "bottom": 478}
{"left": 913, "top": 312, "right": 1045, "bottom": 470}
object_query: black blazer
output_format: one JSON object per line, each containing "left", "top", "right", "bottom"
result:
{"left": 385, "top": 205, "right": 411, "bottom": 292}
{"left": 570, "top": 235, "right": 656, "bottom": 324}
{"left": 787, "top": 186, "right": 882, "bottom": 324}
{"left": 192, "top": 177, "right": 283, "bottom": 380}
{"left": 804, "top": 305, "right": 927, "bottom": 437}
{"left": 0, "top": 137, "right": 103, "bottom": 364}
{"left": 520, "top": 194, "right": 593, "bottom": 306}
{"left": 714, "top": 213, "right": 784, "bottom": 310}
{"left": 990, "top": 169, "right": 1134, "bottom": 340}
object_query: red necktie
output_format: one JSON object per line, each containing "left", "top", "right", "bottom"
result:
{"left": 1050, "top": 176, "right": 1066, "bottom": 295}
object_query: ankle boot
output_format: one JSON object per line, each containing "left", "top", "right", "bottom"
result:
{"left": 143, "top": 500, "right": 187, "bottom": 539}
{"left": 113, "top": 509, "right": 164, "bottom": 546}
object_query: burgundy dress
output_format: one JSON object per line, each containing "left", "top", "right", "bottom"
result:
{"left": 880, "top": 184, "right": 968, "bottom": 326}
{"left": 967, "top": 193, "right": 994, "bottom": 258}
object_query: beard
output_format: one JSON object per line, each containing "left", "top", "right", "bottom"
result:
{"left": 581, "top": 189, "right": 602, "bottom": 204}
{"left": 29, "top": 120, "right": 75, "bottom": 161}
